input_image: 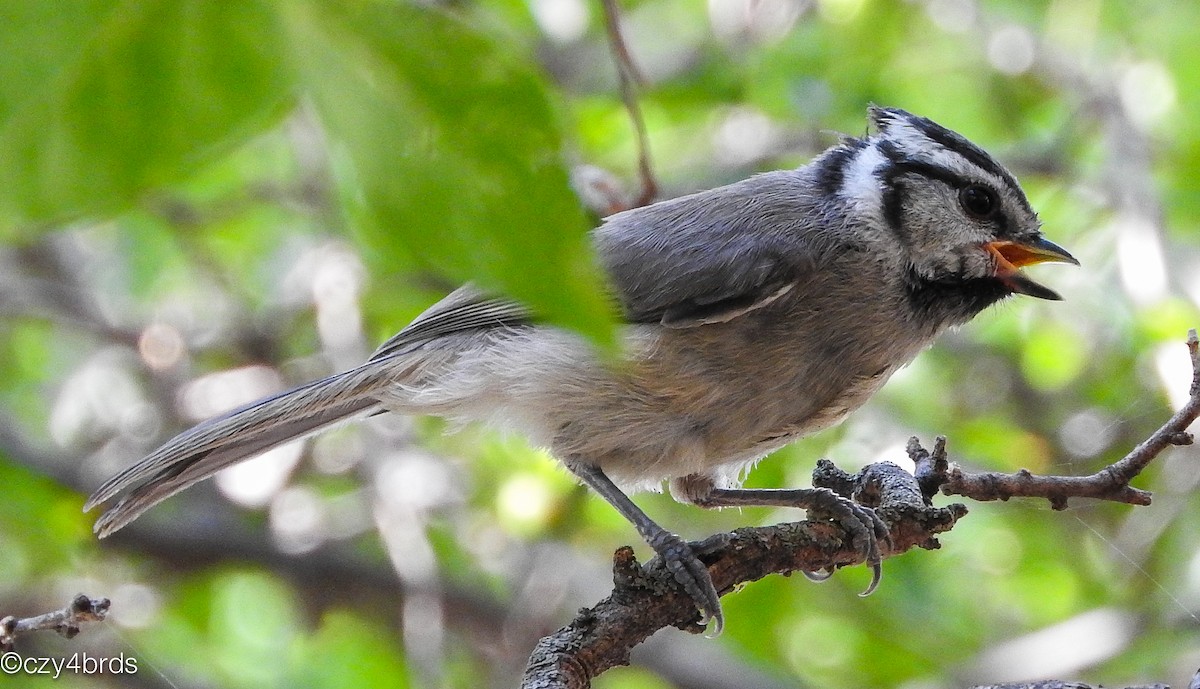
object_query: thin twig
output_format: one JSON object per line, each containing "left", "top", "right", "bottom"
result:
{"left": 599, "top": 0, "right": 658, "bottom": 206}
{"left": 970, "top": 683, "right": 1169, "bottom": 689}
{"left": 0, "top": 594, "right": 110, "bottom": 652}
{"left": 939, "top": 330, "right": 1200, "bottom": 509}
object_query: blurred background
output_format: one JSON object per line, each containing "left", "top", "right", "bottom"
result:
{"left": 2, "top": 0, "right": 1199, "bottom": 687}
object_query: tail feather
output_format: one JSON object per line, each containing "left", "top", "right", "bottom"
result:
{"left": 86, "top": 363, "right": 396, "bottom": 537}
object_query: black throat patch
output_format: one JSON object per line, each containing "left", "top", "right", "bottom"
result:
{"left": 903, "top": 267, "right": 1011, "bottom": 330}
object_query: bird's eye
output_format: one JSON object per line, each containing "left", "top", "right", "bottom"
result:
{"left": 959, "top": 185, "right": 998, "bottom": 219}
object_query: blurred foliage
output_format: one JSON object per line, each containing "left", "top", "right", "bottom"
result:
{"left": 1, "top": 0, "right": 1199, "bottom": 688}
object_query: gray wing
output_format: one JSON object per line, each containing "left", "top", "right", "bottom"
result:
{"left": 368, "top": 285, "right": 533, "bottom": 361}
{"left": 593, "top": 170, "right": 835, "bottom": 328}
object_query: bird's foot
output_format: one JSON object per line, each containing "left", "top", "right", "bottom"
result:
{"left": 647, "top": 530, "right": 724, "bottom": 636}
{"left": 803, "top": 487, "right": 890, "bottom": 595}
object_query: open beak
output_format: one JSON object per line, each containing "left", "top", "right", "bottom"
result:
{"left": 985, "top": 237, "right": 1079, "bottom": 301}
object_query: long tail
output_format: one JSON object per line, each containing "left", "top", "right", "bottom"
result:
{"left": 85, "top": 363, "right": 395, "bottom": 537}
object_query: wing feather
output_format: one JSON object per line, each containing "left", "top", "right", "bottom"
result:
{"left": 594, "top": 170, "right": 836, "bottom": 328}
{"left": 368, "top": 285, "right": 533, "bottom": 361}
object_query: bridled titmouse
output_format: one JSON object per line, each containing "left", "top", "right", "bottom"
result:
{"left": 87, "top": 106, "right": 1077, "bottom": 632}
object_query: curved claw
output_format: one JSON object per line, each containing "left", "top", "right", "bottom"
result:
{"left": 652, "top": 531, "right": 725, "bottom": 636}
{"left": 803, "top": 488, "right": 890, "bottom": 596}
{"left": 845, "top": 502, "right": 887, "bottom": 596}
{"left": 858, "top": 505, "right": 890, "bottom": 597}
{"left": 858, "top": 562, "right": 883, "bottom": 597}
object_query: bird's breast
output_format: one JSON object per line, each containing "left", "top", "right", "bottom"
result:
{"left": 636, "top": 292, "right": 930, "bottom": 467}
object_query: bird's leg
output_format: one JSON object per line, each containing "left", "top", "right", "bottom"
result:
{"left": 566, "top": 462, "right": 724, "bottom": 634}
{"left": 672, "top": 474, "right": 890, "bottom": 595}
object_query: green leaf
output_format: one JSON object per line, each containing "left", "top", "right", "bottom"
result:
{"left": 0, "top": 0, "right": 292, "bottom": 231}
{"left": 283, "top": 0, "right": 615, "bottom": 342}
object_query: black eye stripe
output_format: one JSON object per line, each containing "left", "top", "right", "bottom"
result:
{"left": 875, "top": 142, "right": 1013, "bottom": 236}
{"left": 901, "top": 115, "right": 1035, "bottom": 216}
{"left": 881, "top": 176, "right": 910, "bottom": 246}
{"left": 876, "top": 141, "right": 978, "bottom": 190}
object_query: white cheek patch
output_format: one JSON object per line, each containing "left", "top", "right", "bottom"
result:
{"left": 839, "top": 143, "right": 886, "bottom": 219}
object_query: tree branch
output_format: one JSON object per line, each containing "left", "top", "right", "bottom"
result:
{"left": 969, "top": 682, "right": 1175, "bottom": 689}
{"left": 0, "top": 594, "right": 110, "bottom": 652}
{"left": 521, "top": 461, "right": 966, "bottom": 688}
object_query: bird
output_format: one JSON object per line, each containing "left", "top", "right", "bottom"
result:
{"left": 85, "top": 106, "right": 1077, "bottom": 633}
